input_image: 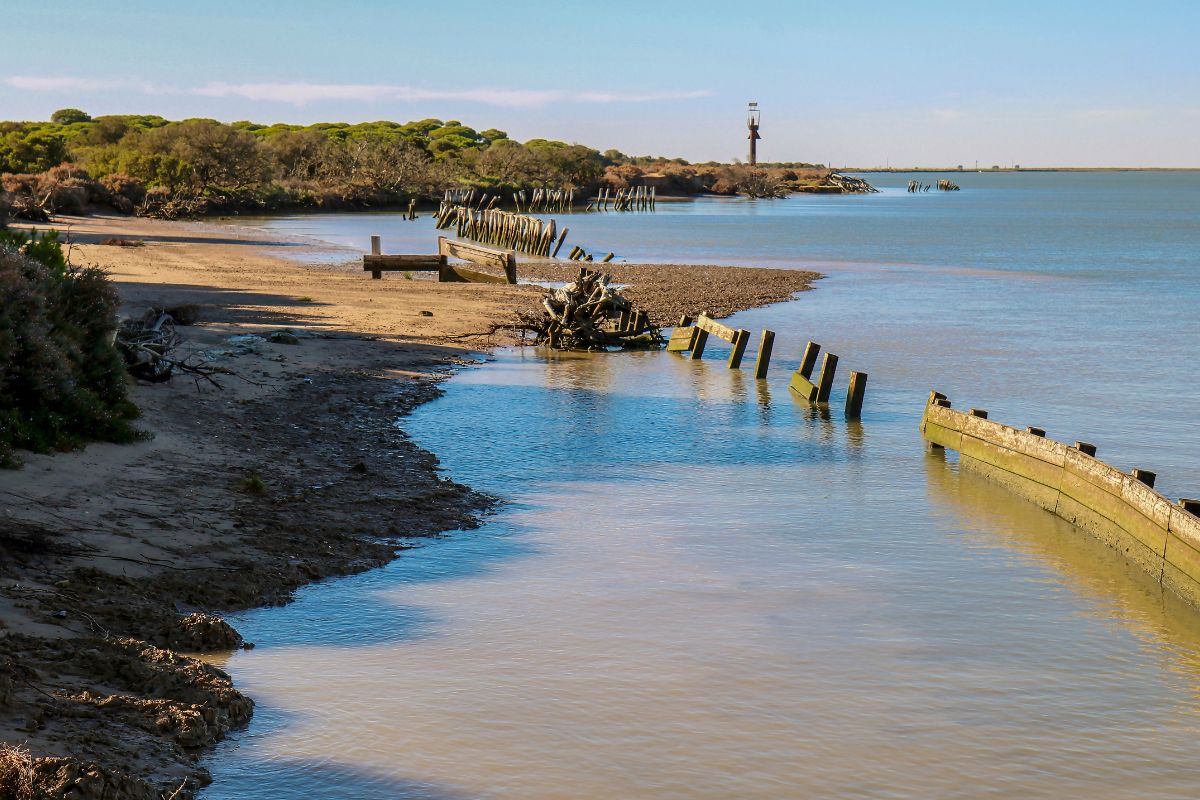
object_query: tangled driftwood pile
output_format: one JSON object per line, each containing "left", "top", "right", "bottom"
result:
{"left": 825, "top": 173, "right": 879, "bottom": 193}
{"left": 521, "top": 268, "right": 662, "bottom": 351}
{"left": 115, "top": 306, "right": 230, "bottom": 385}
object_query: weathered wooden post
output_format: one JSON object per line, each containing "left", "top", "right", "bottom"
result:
{"left": 369, "top": 235, "right": 382, "bottom": 279}
{"left": 552, "top": 228, "right": 569, "bottom": 258}
{"left": 1181, "top": 499, "right": 1200, "bottom": 516}
{"left": 690, "top": 320, "right": 710, "bottom": 360}
{"left": 969, "top": 408, "right": 988, "bottom": 418}
{"left": 1131, "top": 468, "right": 1157, "bottom": 488}
{"left": 815, "top": 352, "right": 839, "bottom": 402}
{"left": 1074, "top": 441, "right": 1098, "bottom": 456}
{"left": 845, "top": 371, "right": 868, "bottom": 418}
{"left": 753, "top": 330, "right": 775, "bottom": 379}
{"left": 1026, "top": 426, "right": 1046, "bottom": 437}
{"left": 798, "top": 341, "right": 820, "bottom": 379}
{"left": 727, "top": 329, "right": 750, "bottom": 369}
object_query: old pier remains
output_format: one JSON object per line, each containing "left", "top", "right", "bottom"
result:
{"left": 921, "top": 393, "right": 1200, "bottom": 608}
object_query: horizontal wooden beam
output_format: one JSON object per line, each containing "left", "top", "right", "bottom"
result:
{"left": 439, "top": 264, "right": 510, "bottom": 284}
{"left": 362, "top": 255, "right": 444, "bottom": 270}
{"left": 694, "top": 313, "right": 737, "bottom": 343}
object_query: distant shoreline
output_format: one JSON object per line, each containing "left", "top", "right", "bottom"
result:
{"left": 843, "top": 166, "right": 1200, "bottom": 173}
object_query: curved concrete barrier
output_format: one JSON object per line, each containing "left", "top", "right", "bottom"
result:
{"left": 921, "top": 392, "right": 1200, "bottom": 607}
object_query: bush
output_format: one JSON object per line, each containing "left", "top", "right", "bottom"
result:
{"left": 100, "top": 172, "right": 146, "bottom": 205}
{"left": 0, "top": 230, "right": 142, "bottom": 467}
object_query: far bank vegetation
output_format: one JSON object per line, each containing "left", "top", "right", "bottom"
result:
{"left": 0, "top": 109, "right": 851, "bottom": 220}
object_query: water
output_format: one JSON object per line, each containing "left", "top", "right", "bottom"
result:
{"left": 204, "top": 172, "right": 1200, "bottom": 798}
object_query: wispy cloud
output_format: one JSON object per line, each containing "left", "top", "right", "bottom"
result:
{"left": 5, "top": 76, "right": 709, "bottom": 108}
{"left": 6, "top": 76, "right": 129, "bottom": 92}
{"left": 932, "top": 108, "right": 965, "bottom": 121}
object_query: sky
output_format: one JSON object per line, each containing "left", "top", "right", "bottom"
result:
{"left": 2, "top": 0, "right": 1197, "bottom": 167}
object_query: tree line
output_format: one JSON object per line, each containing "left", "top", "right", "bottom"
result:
{"left": 0, "top": 109, "right": 631, "bottom": 217}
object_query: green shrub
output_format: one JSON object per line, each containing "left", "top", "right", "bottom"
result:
{"left": 0, "top": 230, "right": 141, "bottom": 467}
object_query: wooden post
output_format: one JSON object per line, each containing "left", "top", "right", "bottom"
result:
{"left": 690, "top": 328, "right": 710, "bottom": 360}
{"left": 602, "top": 252, "right": 615, "bottom": 262}
{"left": 1074, "top": 441, "right": 1097, "bottom": 456}
{"left": 370, "top": 235, "right": 382, "bottom": 279}
{"left": 753, "top": 330, "right": 775, "bottom": 379}
{"left": 552, "top": 228, "right": 569, "bottom": 258}
{"left": 1181, "top": 499, "right": 1200, "bottom": 516}
{"left": 727, "top": 329, "right": 750, "bottom": 369}
{"left": 815, "top": 352, "right": 839, "bottom": 402}
{"left": 968, "top": 408, "right": 988, "bottom": 418}
{"left": 798, "top": 341, "right": 820, "bottom": 378}
{"left": 1026, "top": 427, "right": 1046, "bottom": 437}
{"left": 845, "top": 371, "right": 868, "bottom": 418}
{"left": 505, "top": 252, "right": 517, "bottom": 284}
{"left": 1131, "top": 468, "right": 1156, "bottom": 488}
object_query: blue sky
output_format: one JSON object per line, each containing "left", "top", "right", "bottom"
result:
{"left": 3, "top": 0, "right": 1197, "bottom": 166}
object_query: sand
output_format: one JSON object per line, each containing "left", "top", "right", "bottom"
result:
{"left": 0, "top": 213, "right": 820, "bottom": 798}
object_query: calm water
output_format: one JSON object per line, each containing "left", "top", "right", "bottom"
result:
{"left": 205, "top": 172, "right": 1200, "bottom": 798}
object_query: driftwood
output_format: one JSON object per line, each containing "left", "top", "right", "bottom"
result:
{"left": 826, "top": 173, "right": 879, "bottom": 193}
{"left": 522, "top": 267, "right": 662, "bottom": 351}
{"left": 116, "top": 310, "right": 180, "bottom": 381}
{"left": 115, "top": 308, "right": 230, "bottom": 387}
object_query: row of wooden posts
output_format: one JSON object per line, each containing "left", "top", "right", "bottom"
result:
{"left": 435, "top": 201, "right": 622, "bottom": 263}
{"left": 586, "top": 186, "right": 655, "bottom": 212}
{"left": 907, "top": 180, "right": 960, "bottom": 192}
{"left": 440, "top": 187, "right": 576, "bottom": 214}
{"left": 666, "top": 313, "right": 868, "bottom": 418}
{"left": 434, "top": 203, "right": 569, "bottom": 258}
{"left": 520, "top": 188, "right": 574, "bottom": 214}
{"left": 565, "top": 246, "right": 614, "bottom": 263}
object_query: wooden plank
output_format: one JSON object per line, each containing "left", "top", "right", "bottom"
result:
{"left": 689, "top": 329, "right": 710, "bottom": 360}
{"left": 439, "top": 236, "right": 512, "bottom": 269}
{"left": 666, "top": 327, "right": 696, "bottom": 352}
{"left": 788, "top": 371, "right": 818, "bottom": 401}
{"left": 438, "top": 264, "right": 509, "bottom": 284}
{"left": 694, "top": 314, "right": 737, "bottom": 343}
{"left": 363, "top": 255, "right": 443, "bottom": 270}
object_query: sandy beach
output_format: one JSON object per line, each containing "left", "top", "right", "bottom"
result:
{"left": 0, "top": 213, "right": 820, "bottom": 798}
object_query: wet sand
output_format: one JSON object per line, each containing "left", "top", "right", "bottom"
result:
{"left": 0, "top": 213, "right": 820, "bottom": 798}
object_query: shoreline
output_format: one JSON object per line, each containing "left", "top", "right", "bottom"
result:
{"left": 0, "top": 214, "right": 821, "bottom": 798}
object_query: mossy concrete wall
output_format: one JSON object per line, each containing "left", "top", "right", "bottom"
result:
{"left": 920, "top": 394, "right": 1200, "bottom": 608}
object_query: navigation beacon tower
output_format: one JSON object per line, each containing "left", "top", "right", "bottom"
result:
{"left": 747, "top": 102, "right": 761, "bottom": 165}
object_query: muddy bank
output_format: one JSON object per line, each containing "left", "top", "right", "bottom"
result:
{"left": 1, "top": 325, "right": 498, "bottom": 798}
